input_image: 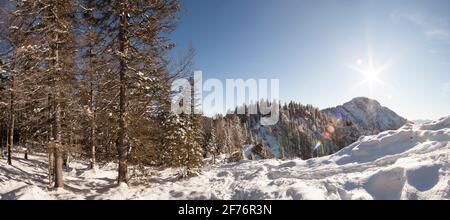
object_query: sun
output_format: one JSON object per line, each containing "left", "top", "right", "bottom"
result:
{"left": 348, "top": 48, "right": 393, "bottom": 97}
{"left": 349, "top": 62, "right": 385, "bottom": 87}
{"left": 362, "top": 68, "right": 380, "bottom": 84}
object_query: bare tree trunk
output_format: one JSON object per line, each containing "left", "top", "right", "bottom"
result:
{"left": 117, "top": 11, "right": 129, "bottom": 184}
{"left": 0, "top": 125, "right": 5, "bottom": 158}
{"left": 53, "top": 99, "right": 64, "bottom": 188}
{"left": 24, "top": 141, "right": 28, "bottom": 160}
{"left": 89, "top": 52, "right": 96, "bottom": 169}
{"left": 63, "top": 131, "right": 69, "bottom": 170}
{"left": 47, "top": 95, "right": 54, "bottom": 185}
{"left": 117, "top": 59, "right": 128, "bottom": 184}
{"left": 90, "top": 109, "right": 96, "bottom": 169}
{"left": 0, "top": 123, "right": 3, "bottom": 158}
{"left": 21, "top": 135, "right": 28, "bottom": 160}
{"left": 48, "top": 146, "right": 54, "bottom": 185}
{"left": 117, "top": 72, "right": 128, "bottom": 184}
{"left": 52, "top": 20, "right": 64, "bottom": 188}
{"left": 7, "top": 81, "right": 14, "bottom": 165}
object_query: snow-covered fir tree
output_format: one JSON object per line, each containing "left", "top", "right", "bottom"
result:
{"left": 205, "top": 128, "right": 218, "bottom": 164}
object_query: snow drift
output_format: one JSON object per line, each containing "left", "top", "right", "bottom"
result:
{"left": 1, "top": 116, "right": 449, "bottom": 200}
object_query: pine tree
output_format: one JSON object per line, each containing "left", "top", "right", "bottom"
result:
{"left": 6, "top": 71, "right": 14, "bottom": 165}
{"left": 160, "top": 77, "right": 203, "bottom": 177}
{"left": 97, "top": 0, "right": 180, "bottom": 184}
{"left": 8, "top": 0, "right": 78, "bottom": 188}
{"left": 183, "top": 76, "right": 203, "bottom": 175}
{"left": 76, "top": 0, "right": 106, "bottom": 169}
{"left": 0, "top": 2, "right": 8, "bottom": 157}
{"left": 159, "top": 111, "right": 184, "bottom": 168}
{"left": 176, "top": 113, "right": 202, "bottom": 177}
{"left": 0, "top": 60, "right": 15, "bottom": 165}
{"left": 206, "top": 128, "right": 218, "bottom": 164}
{"left": 0, "top": 61, "right": 8, "bottom": 160}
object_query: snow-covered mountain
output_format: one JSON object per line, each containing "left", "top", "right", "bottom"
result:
{"left": 322, "top": 97, "right": 407, "bottom": 135}
{"left": 412, "top": 119, "right": 432, "bottom": 125}
{"left": 1, "top": 116, "right": 449, "bottom": 200}
{"left": 234, "top": 97, "right": 408, "bottom": 160}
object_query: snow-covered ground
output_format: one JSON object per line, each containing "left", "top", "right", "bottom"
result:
{"left": 1, "top": 117, "right": 449, "bottom": 200}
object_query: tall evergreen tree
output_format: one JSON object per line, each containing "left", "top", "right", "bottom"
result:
{"left": 206, "top": 127, "right": 218, "bottom": 164}
{"left": 97, "top": 0, "right": 180, "bottom": 184}
{"left": 7, "top": 0, "right": 78, "bottom": 188}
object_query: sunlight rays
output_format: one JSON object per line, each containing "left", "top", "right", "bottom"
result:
{"left": 348, "top": 47, "right": 394, "bottom": 97}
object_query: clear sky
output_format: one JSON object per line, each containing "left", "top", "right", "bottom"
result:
{"left": 170, "top": 0, "right": 450, "bottom": 120}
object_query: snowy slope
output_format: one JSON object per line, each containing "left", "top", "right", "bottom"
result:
{"left": 412, "top": 119, "right": 432, "bottom": 125}
{"left": 1, "top": 117, "right": 449, "bottom": 200}
{"left": 252, "top": 126, "right": 281, "bottom": 158}
{"left": 322, "top": 97, "right": 406, "bottom": 134}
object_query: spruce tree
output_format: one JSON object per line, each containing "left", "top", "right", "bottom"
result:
{"left": 206, "top": 128, "right": 218, "bottom": 164}
{"left": 96, "top": 0, "right": 180, "bottom": 184}
{"left": 8, "top": 0, "right": 78, "bottom": 188}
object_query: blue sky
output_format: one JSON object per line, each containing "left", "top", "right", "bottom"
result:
{"left": 170, "top": 0, "right": 450, "bottom": 120}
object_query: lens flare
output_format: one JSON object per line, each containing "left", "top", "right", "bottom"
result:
{"left": 356, "top": 58, "right": 363, "bottom": 65}
{"left": 312, "top": 141, "right": 322, "bottom": 156}
{"left": 348, "top": 47, "right": 393, "bottom": 97}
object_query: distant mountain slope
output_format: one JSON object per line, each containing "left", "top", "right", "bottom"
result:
{"left": 322, "top": 97, "right": 407, "bottom": 135}
{"left": 412, "top": 119, "right": 432, "bottom": 125}
{"left": 200, "top": 97, "right": 408, "bottom": 161}
{"left": 248, "top": 97, "right": 407, "bottom": 159}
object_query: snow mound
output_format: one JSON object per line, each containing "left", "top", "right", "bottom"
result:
{"left": 329, "top": 118, "right": 450, "bottom": 165}
{"left": 420, "top": 116, "right": 450, "bottom": 131}
{"left": 1, "top": 185, "right": 53, "bottom": 200}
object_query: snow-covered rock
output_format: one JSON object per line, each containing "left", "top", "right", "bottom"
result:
{"left": 322, "top": 97, "right": 407, "bottom": 134}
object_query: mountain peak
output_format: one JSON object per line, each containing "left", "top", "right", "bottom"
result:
{"left": 348, "top": 97, "right": 379, "bottom": 104}
{"left": 322, "top": 97, "right": 406, "bottom": 134}
{"left": 344, "top": 97, "right": 382, "bottom": 108}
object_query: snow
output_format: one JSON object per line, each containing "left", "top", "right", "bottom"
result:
{"left": 412, "top": 119, "right": 432, "bottom": 125}
{"left": 252, "top": 126, "right": 281, "bottom": 157}
{"left": 322, "top": 97, "right": 406, "bottom": 133}
{"left": 1, "top": 117, "right": 449, "bottom": 200}
{"left": 421, "top": 116, "right": 450, "bottom": 131}
{"left": 243, "top": 145, "right": 255, "bottom": 160}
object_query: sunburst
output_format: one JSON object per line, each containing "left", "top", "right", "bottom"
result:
{"left": 348, "top": 47, "right": 393, "bottom": 97}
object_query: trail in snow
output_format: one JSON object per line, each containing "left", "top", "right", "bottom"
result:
{"left": 0, "top": 117, "right": 449, "bottom": 200}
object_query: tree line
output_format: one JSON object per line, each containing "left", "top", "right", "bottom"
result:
{"left": 0, "top": 0, "right": 206, "bottom": 187}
